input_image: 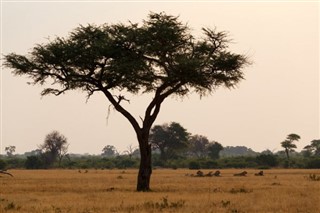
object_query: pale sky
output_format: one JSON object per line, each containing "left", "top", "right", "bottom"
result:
{"left": 1, "top": 1, "right": 319, "bottom": 155}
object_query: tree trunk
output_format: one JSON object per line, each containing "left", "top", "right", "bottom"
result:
{"left": 137, "top": 138, "right": 152, "bottom": 192}
{"left": 159, "top": 147, "right": 166, "bottom": 164}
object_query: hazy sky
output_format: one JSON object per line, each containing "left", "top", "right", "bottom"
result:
{"left": 1, "top": 1, "right": 319, "bottom": 155}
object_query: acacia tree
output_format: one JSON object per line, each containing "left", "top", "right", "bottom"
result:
{"left": 304, "top": 139, "right": 320, "bottom": 156}
{"left": 5, "top": 146, "right": 16, "bottom": 157}
{"left": 281, "top": 133, "right": 300, "bottom": 166}
{"left": 4, "top": 12, "right": 248, "bottom": 191}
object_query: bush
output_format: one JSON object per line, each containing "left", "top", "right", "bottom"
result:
{"left": 0, "top": 159, "right": 7, "bottom": 170}
{"left": 188, "top": 161, "right": 200, "bottom": 170}
{"left": 25, "top": 156, "right": 44, "bottom": 169}
{"left": 115, "top": 157, "right": 138, "bottom": 169}
{"left": 306, "top": 158, "right": 320, "bottom": 168}
{"left": 256, "top": 154, "right": 278, "bottom": 167}
{"left": 6, "top": 158, "right": 26, "bottom": 169}
{"left": 200, "top": 160, "right": 218, "bottom": 169}
{"left": 102, "top": 160, "right": 116, "bottom": 169}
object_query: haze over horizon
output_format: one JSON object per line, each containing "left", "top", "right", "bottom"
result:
{"left": 1, "top": 1, "right": 319, "bottom": 155}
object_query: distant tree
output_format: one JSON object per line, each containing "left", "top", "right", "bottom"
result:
{"left": 4, "top": 12, "right": 249, "bottom": 191}
{"left": 123, "top": 144, "right": 139, "bottom": 159}
{"left": 304, "top": 139, "right": 320, "bottom": 156}
{"left": 188, "top": 135, "right": 209, "bottom": 158}
{"left": 302, "top": 145, "right": 313, "bottom": 157}
{"left": 220, "top": 146, "right": 258, "bottom": 157}
{"left": 24, "top": 149, "right": 42, "bottom": 156}
{"left": 40, "top": 131, "right": 69, "bottom": 167}
{"left": 150, "top": 122, "right": 190, "bottom": 163}
{"left": 260, "top": 149, "right": 274, "bottom": 155}
{"left": 207, "top": 141, "right": 223, "bottom": 160}
{"left": 5, "top": 146, "right": 16, "bottom": 157}
{"left": 102, "top": 145, "right": 118, "bottom": 158}
{"left": 281, "top": 133, "right": 300, "bottom": 166}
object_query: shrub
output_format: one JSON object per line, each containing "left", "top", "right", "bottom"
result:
{"left": 188, "top": 161, "right": 200, "bottom": 170}
{"left": 0, "top": 159, "right": 7, "bottom": 170}
{"left": 256, "top": 154, "right": 278, "bottom": 167}
{"left": 306, "top": 158, "right": 320, "bottom": 169}
{"left": 25, "top": 156, "right": 44, "bottom": 169}
{"left": 200, "top": 160, "right": 218, "bottom": 169}
{"left": 115, "top": 157, "right": 138, "bottom": 169}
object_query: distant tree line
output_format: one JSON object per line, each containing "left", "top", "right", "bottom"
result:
{"left": 1, "top": 126, "right": 320, "bottom": 170}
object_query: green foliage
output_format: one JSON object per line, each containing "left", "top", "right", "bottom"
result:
{"left": 3, "top": 158, "right": 25, "bottom": 169}
{"left": 305, "top": 157, "right": 320, "bottom": 168}
{"left": 217, "top": 156, "right": 257, "bottom": 168}
{"left": 40, "top": 131, "right": 69, "bottom": 167}
{"left": 101, "top": 145, "right": 118, "bottom": 158}
{"left": 5, "top": 146, "right": 16, "bottom": 157}
{"left": 114, "top": 156, "right": 138, "bottom": 169}
{"left": 304, "top": 139, "right": 320, "bottom": 156}
{"left": 207, "top": 142, "right": 223, "bottom": 159}
{"left": 188, "top": 161, "right": 201, "bottom": 170}
{"left": 187, "top": 158, "right": 219, "bottom": 170}
{"left": 198, "top": 159, "right": 219, "bottom": 169}
{"left": 188, "top": 135, "right": 210, "bottom": 158}
{"left": 1, "top": 152, "right": 320, "bottom": 170}
{"left": 4, "top": 12, "right": 248, "bottom": 99}
{"left": 256, "top": 154, "right": 278, "bottom": 167}
{"left": 220, "top": 146, "right": 258, "bottom": 157}
{"left": 150, "top": 122, "right": 190, "bottom": 163}
{"left": 25, "top": 156, "right": 44, "bottom": 169}
{"left": 0, "top": 159, "right": 7, "bottom": 170}
{"left": 281, "top": 133, "right": 300, "bottom": 164}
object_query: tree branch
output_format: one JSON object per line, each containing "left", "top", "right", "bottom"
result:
{"left": 101, "top": 88, "right": 141, "bottom": 136}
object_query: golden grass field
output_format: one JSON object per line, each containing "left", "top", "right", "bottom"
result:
{"left": 0, "top": 169, "right": 319, "bottom": 213}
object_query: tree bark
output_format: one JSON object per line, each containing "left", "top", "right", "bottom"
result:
{"left": 101, "top": 88, "right": 167, "bottom": 191}
{"left": 137, "top": 137, "right": 152, "bottom": 191}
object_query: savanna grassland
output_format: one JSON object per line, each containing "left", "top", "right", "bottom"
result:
{"left": 0, "top": 169, "right": 319, "bottom": 213}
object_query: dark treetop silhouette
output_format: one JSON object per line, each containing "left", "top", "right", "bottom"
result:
{"left": 4, "top": 12, "right": 249, "bottom": 191}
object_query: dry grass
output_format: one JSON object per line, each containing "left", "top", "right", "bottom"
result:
{"left": 1, "top": 169, "right": 319, "bottom": 212}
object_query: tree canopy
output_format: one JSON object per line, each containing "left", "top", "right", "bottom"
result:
{"left": 304, "top": 139, "right": 320, "bottom": 157}
{"left": 40, "top": 130, "right": 69, "bottom": 167}
{"left": 5, "top": 12, "right": 247, "bottom": 112}
{"left": 281, "top": 133, "right": 300, "bottom": 167}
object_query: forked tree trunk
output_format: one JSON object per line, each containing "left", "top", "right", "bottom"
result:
{"left": 101, "top": 89, "right": 164, "bottom": 191}
{"left": 137, "top": 137, "right": 152, "bottom": 191}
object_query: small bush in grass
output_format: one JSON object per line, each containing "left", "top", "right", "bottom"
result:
{"left": 144, "top": 196, "right": 185, "bottom": 210}
{"left": 229, "top": 187, "right": 253, "bottom": 194}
